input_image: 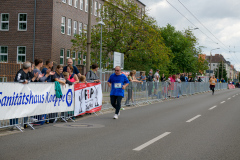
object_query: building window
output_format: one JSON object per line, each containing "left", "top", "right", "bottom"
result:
{"left": 67, "top": 19, "right": 71, "bottom": 35}
{"left": 61, "top": 17, "right": 65, "bottom": 34}
{"left": 73, "top": 21, "right": 77, "bottom": 35}
{"left": 79, "top": 22, "right": 82, "bottom": 36}
{"left": 78, "top": 52, "right": 81, "bottom": 64}
{"left": 213, "top": 64, "right": 215, "bottom": 66}
{"left": 18, "top": 13, "right": 27, "bottom": 31}
{"left": 1, "top": 13, "right": 9, "bottom": 31}
{"left": 60, "top": 49, "right": 64, "bottom": 65}
{"left": 62, "top": 0, "right": 66, "bottom": 3}
{"left": 69, "top": 0, "right": 72, "bottom": 6}
{"left": 0, "top": 77, "right": 7, "bottom": 82}
{"left": 80, "top": 0, "right": 83, "bottom": 10}
{"left": 94, "top": 1, "right": 98, "bottom": 16}
{"left": 83, "top": 55, "right": 86, "bottom": 65}
{"left": 67, "top": 50, "right": 70, "bottom": 60}
{"left": 0, "top": 46, "right": 8, "bottom": 62}
{"left": 84, "top": 24, "right": 87, "bottom": 37}
{"left": 72, "top": 51, "right": 76, "bottom": 65}
{"left": 74, "top": 0, "right": 78, "bottom": 8}
{"left": 99, "top": 3, "right": 102, "bottom": 17}
{"left": 85, "top": 0, "right": 88, "bottom": 12}
{"left": 17, "top": 46, "right": 26, "bottom": 63}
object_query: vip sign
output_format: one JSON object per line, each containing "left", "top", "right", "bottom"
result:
{"left": 74, "top": 83, "right": 102, "bottom": 116}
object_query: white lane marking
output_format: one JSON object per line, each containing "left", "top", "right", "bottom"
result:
{"left": 237, "top": 94, "right": 238, "bottom": 95}
{"left": 220, "top": 101, "right": 225, "bottom": 104}
{"left": 186, "top": 115, "right": 201, "bottom": 123}
{"left": 209, "top": 106, "right": 217, "bottom": 110}
{"left": 228, "top": 98, "right": 231, "bottom": 100}
{"left": 133, "top": 132, "right": 171, "bottom": 151}
{"left": 233, "top": 95, "right": 235, "bottom": 97}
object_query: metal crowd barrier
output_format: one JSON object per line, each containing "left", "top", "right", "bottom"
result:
{"left": 0, "top": 82, "right": 228, "bottom": 132}
{"left": 101, "top": 81, "right": 228, "bottom": 111}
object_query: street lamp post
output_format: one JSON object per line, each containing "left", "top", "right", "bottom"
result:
{"left": 209, "top": 48, "right": 220, "bottom": 76}
{"left": 98, "top": 18, "right": 105, "bottom": 82}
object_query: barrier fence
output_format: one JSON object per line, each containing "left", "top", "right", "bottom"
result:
{"left": 0, "top": 82, "right": 228, "bottom": 132}
{"left": 101, "top": 82, "right": 228, "bottom": 109}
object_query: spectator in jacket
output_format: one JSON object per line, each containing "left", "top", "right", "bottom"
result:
{"left": 147, "top": 71, "right": 154, "bottom": 96}
{"left": 86, "top": 64, "right": 100, "bottom": 82}
{"left": 53, "top": 65, "right": 66, "bottom": 85}
{"left": 33, "top": 59, "right": 55, "bottom": 82}
{"left": 63, "top": 58, "right": 81, "bottom": 79}
{"left": 14, "top": 61, "right": 39, "bottom": 83}
{"left": 42, "top": 59, "right": 54, "bottom": 82}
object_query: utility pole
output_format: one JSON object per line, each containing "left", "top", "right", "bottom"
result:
{"left": 86, "top": 0, "right": 92, "bottom": 72}
{"left": 222, "top": 60, "right": 223, "bottom": 79}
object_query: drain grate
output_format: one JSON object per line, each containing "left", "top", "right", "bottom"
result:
{"left": 54, "top": 123, "right": 104, "bottom": 129}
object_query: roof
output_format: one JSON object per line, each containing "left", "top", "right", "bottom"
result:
{"left": 137, "top": 0, "right": 146, "bottom": 6}
{"left": 206, "top": 54, "right": 227, "bottom": 63}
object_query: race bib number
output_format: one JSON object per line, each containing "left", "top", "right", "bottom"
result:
{"left": 114, "top": 83, "right": 122, "bottom": 88}
{"left": 212, "top": 81, "right": 215, "bottom": 83}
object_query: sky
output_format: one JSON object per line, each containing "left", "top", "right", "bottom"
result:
{"left": 140, "top": 0, "right": 240, "bottom": 70}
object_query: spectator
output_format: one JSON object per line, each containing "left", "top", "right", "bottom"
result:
{"left": 63, "top": 58, "right": 81, "bottom": 79}
{"left": 147, "top": 71, "right": 154, "bottom": 96}
{"left": 42, "top": 59, "right": 54, "bottom": 82}
{"left": 86, "top": 64, "right": 100, "bottom": 83}
{"left": 168, "top": 74, "right": 175, "bottom": 97}
{"left": 14, "top": 61, "right": 39, "bottom": 83}
{"left": 161, "top": 73, "right": 166, "bottom": 82}
{"left": 79, "top": 75, "right": 87, "bottom": 83}
{"left": 154, "top": 69, "right": 160, "bottom": 96}
{"left": 63, "top": 72, "right": 73, "bottom": 85}
{"left": 140, "top": 72, "right": 146, "bottom": 91}
{"left": 198, "top": 77, "right": 202, "bottom": 82}
{"left": 180, "top": 73, "right": 185, "bottom": 82}
{"left": 185, "top": 73, "right": 189, "bottom": 82}
{"left": 53, "top": 65, "right": 66, "bottom": 85}
{"left": 33, "top": 59, "right": 54, "bottom": 82}
{"left": 107, "top": 66, "right": 129, "bottom": 119}
{"left": 67, "top": 65, "right": 79, "bottom": 83}
{"left": 125, "top": 71, "right": 134, "bottom": 106}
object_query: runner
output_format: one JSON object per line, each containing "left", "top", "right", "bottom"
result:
{"left": 209, "top": 75, "right": 217, "bottom": 95}
{"left": 107, "top": 66, "right": 129, "bottom": 119}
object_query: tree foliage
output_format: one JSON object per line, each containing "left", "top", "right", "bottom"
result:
{"left": 71, "top": 0, "right": 208, "bottom": 75}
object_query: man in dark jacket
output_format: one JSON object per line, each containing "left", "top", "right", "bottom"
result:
{"left": 180, "top": 73, "right": 185, "bottom": 82}
{"left": 147, "top": 71, "right": 154, "bottom": 96}
{"left": 14, "top": 61, "right": 38, "bottom": 83}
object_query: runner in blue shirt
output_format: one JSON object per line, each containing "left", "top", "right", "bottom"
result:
{"left": 107, "top": 66, "right": 129, "bottom": 119}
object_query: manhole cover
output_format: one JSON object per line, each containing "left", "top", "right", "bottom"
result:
{"left": 54, "top": 123, "right": 104, "bottom": 129}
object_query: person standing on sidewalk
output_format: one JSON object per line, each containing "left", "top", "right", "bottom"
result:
{"left": 153, "top": 69, "right": 160, "bottom": 96}
{"left": 107, "top": 66, "right": 129, "bottom": 119}
{"left": 209, "top": 75, "right": 217, "bottom": 95}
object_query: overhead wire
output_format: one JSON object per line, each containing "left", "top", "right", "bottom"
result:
{"left": 165, "top": 0, "right": 240, "bottom": 68}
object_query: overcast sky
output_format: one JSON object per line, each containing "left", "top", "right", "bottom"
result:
{"left": 140, "top": 0, "right": 240, "bottom": 70}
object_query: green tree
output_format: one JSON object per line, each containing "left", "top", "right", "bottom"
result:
{"left": 71, "top": 0, "right": 170, "bottom": 71}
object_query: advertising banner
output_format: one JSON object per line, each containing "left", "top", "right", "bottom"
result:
{"left": 0, "top": 83, "right": 74, "bottom": 120}
{"left": 228, "top": 84, "right": 235, "bottom": 89}
{"left": 74, "top": 83, "right": 102, "bottom": 116}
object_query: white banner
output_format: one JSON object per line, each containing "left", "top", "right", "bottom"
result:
{"left": 74, "top": 83, "right": 102, "bottom": 116}
{"left": 0, "top": 83, "right": 74, "bottom": 120}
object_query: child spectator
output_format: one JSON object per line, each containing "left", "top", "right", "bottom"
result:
{"left": 79, "top": 75, "right": 87, "bottom": 83}
{"left": 63, "top": 72, "right": 73, "bottom": 85}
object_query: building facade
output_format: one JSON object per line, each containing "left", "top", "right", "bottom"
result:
{"left": 0, "top": 0, "right": 145, "bottom": 71}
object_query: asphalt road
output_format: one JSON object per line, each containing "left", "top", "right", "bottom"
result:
{"left": 1, "top": 89, "right": 240, "bottom": 160}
